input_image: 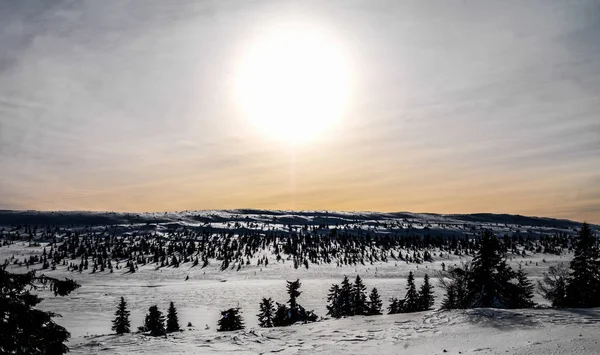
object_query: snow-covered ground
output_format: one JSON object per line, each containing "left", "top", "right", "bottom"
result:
{"left": 1, "top": 210, "right": 598, "bottom": 354}
{"left": 71, "top": 308, "right": 600, "bottom": 355}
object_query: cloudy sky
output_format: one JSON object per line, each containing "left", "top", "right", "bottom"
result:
{"left": 1, "top": 0, "right": 599, "bottom": 222}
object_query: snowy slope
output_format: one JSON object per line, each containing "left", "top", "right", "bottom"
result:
{"left": 71, "top": 308, "right": 600, "bottom": 355}
{"left": 1, "top": 210, "right": 598, "bottom": 354}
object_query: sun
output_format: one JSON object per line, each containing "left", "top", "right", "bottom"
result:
{"left": 236, "top": 23, "right": 352, "bottom": 144}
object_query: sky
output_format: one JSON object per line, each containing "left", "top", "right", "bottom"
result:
{"left": 0, "top": 0, "right": 599, "bottom": 223}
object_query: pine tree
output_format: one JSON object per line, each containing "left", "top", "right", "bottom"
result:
{"left": 566, "top": 223, "right": 600, "bottom": 308}
{"left": 439, "top": 264, "right": 471, "bottom": 309}
{"left": 286, "top": 279, "right": 302, "bottom": 310}
{"left": 326, "top": 283, "right": 342, "bottom": 318}
{"left": 469, "top": 231, "right": 515, "bottom": 307}
{"left": 339, "top": 276, "right": 354, "bottom": 316}
{"left": 402, "top": 271, "right": 420, "bottom": 312}
{"left": 352, "top": 275, "right": 368, "bottom": 315}
{"left": 111, "top": 297, "right": 131, "bottom": 335}
{"left": 0, "top": 266, "right": 80, "bottom": 355}
{"left": 166, "top": 301, "right": 180, "bottom": 333}
{"left": 144, "top": 305, "right": 166, "bottom": 336}
{"left": 537, "top": 264, "right": 569, "bottom": 308}
{"left": 257, "top": 298, "right": 276, "bottom": 328}
{"left": 367, "top": 287, "right": 383, "bottom": 315}
{"left": 217, "top": 308, "right": 244, "bottom": 331}
{"left": 418, "top": 274, "right": 435, "bottom": 311}
{"left": 272, "top": 302, "right": 290, "bottom": 327}
{"left": 387, "top": 297, "right": 401, "bottom": 314}
{"left": 510, "top": 264, "right": 534, "bottom": 308}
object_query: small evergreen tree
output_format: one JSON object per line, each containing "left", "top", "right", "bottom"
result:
{"left": 111, "top": 297, "right": 131, "bottom": 335}
{"left": 326, "top": 283, "right": 342, "bottom": 318}
{"left": 537, "top": 264, "right": 569, "bottom": 308}
{"left": 272, "top": 302, "right": 290, "bottom": 327}
{"left": 510, "top": 264, "right": 535, "bottom": 308}
{"left": 367, "top": 287, "right": 383, "bottom": 315}
{"left": 166, "top": 301, "right": 180, "bottom": 333}
{"left": 339, "top": 276, "right": 354, "bottom": 316}
{"left": 418, "top": 274, "right": 435, "bottom": 311}
{"left": 217, "top": 308, "right": 244, "bottom": 332}
{"left": 144, "top": 305, "right": 166, "bottom": 336}
{"left": 566, "top": 223, "right": 600, "bottom": 308}
{"left": 469, "top": 231, "right": 516, "bottom": 307}
{"left": 257, "top": 297, "right": 276, "bottom": 328}
{"left": 439, "top": 264, "right": 472, "bottom": 310}
{"left": 286, "top": 279, "right": 302, "bottom": 310}
{"left": 402, "top": 271, "right": 420, "bottom": 312}
{"left": 352, "top": 275, "right": 368, "bottom": 315}
{"left": 387, "top": 298, "right": 404, "bottom": 314}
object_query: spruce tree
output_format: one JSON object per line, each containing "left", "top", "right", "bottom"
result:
{"left": 418, "top": 274, "right": 435, "bottom": 311}
{"left": 537, "top": 264, "right": 569, "bottom": 308}
{"left": 439, "top": 264, "right": 471, "bottom": 309}
{"left": 339, "top": 276, "right": 354, "bottom": 316}
{"left": 566, "top": 223, "right": 600, "bottom": 307}
{"left": 144, "top": 305, "right": 166, "bottom": 336}
{"left": 272, "top": 302, "right": 290, "bottom": 327}
{"left": 352, "top": 275, "right": 368, "bottom": 315}
{"left": 286, "top": 279, "right": 302, "bottom": 310}
{"left": 367, "top": 287, "right": 383, "bottom": 315}
{"left": 402, "top": 271, "right": 420, "bottom": 312}
{"left": 257, "top": 297, "right": 276, "bottom": 328}
{"left": 469, "top": 231, "right": 515, "bottom": 307}
{"left": 166, "top": 301, "right": 180, "bottom": 333}
{"left": 326, "top": 283, "right": 342, "bottom": 318}
{"left": 0, "top": 266, "right": 80, "bottom": 355}
{"left": 387, "top": 297, "right": 401, "bottom": 314}
{"left": 111, "top": 297, "right": 131, "bottom": 335}
{"left": 511, "top": 264, "right": 535, "bottom": 308}
{"left": 217, "top": 308, "right": 244, "bottom": 331}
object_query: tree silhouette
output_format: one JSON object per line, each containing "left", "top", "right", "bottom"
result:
{"left": 566, "top": 223, "right": 600, "bottom": 307}
{"left": 112, "top": 297, "right": 131, "bottom": 335}
{"left": 326, "top": 283, "right": 342, "bottom": 318}
{"left": 217, "top": 308, "right": 244, "bottom": 331}
{"left": 286, "top": 279, "right": 302, "bottom": 310}
{"left": 510, "top": 264, "right": 535, "bottom": 308}
{"left": 469, "top": 231, "right": 516, "bottom": 307}
{"left": 418, "top": 274, "right": 435, "bottom": 311}
{"left": 144, "top": 305, "right": 166, "bottom": 336}
{"left": 166, "top": 301, "right": 180, "bottom": 333}
{"left": 339, "top": 276, "right": 354, "bottom": 316}
{"left": 537, "top": 264, "right": 569, "bottom": 308}
{"left": 257, "top": 298, "right": 276, "bottom": 328}
{"left": 0, "top": 266, "right": 80, "bottom": 355}
{"left": 402, "top": 271, "right": 420, "bottom": 312}
{"left": 367, "top": 287, "right": 383, "bottom": 315}
{"left": 352, "top": 275, "right": 368, "bottom": 315}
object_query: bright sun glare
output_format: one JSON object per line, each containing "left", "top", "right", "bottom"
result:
{"left": 236, "top": 23, "right": 351, "bottom": 144}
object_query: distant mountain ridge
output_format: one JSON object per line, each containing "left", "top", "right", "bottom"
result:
{"left": 0, "top": 209, "right": 591, "bottom": 230}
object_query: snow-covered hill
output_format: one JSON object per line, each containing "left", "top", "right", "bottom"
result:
{"left": 1, "top": 210, "right": 598, "bottom": 354}
{"left": 71, "top": 307, "right": 600, "bottom": 355}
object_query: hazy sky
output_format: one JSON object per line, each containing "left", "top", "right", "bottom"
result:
{"left": 1, "top": 0, "right": 599, "bottom": 222}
